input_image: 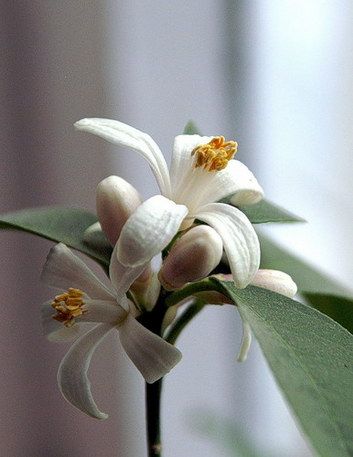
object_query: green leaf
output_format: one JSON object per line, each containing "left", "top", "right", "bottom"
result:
{"left": 259, "top": 234, "right": 351, "bottom": 296}
{"left": 0, "top": 207, "right": 112, "bottom": 267}
{"left": 183, "top": 120, "right": 200, "bottom": 135}
{"left": 191, "top": 411, "right": 275, "bottom": 457}
{"left": 213, "top": 280, "right": 353, "bottom": 457}
{"left": 220, "top": 197, "right": 305, "bottom": 224}
{"left": 304, "top": 293, "right": 353, "bottom": 335}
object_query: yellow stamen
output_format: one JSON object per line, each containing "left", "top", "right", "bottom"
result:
{"left": 191, "top": 136, "right": 238, "bottom": 172}
{"left": 51, "top": 287, "right": 86, "bottom": 327}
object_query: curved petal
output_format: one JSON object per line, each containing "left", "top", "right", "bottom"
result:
{"left": 250, "top": 269, "right": 297, "bottom": 298}
{"left": 237, "top": 320, "right": 252, "bottom": 362}
{"left": 41, "top": 243, "right": 115, "bottom": 300}
{"left": 57, "top": 323, "right": 114, "bottom": 420}
{"left": 197, "top": 160, "right": 264, "bottom": 208}
{"left": 169, "top": 134, "right": 213, "bottom": 194}
{"left": 117, "top": 195, "right": 188, "bottom": 267}
{"left": 109, "top": 243, "right": 148, "bottom": 303}
{"left": 119, "top": 314, "right": 182, "bottom": 383}
{"left": 196, "top": 203, "right": 260, "bottom": 288}
{"left": 74, "top": 118, "right": 171, "bottom": 197}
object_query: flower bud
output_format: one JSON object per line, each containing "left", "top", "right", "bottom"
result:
{"left": 250, "top": 269, "right": 297, "bottom": 298}
{"left": 159, "top": 225, "right": 223, "bottom": 290}
{"left": 96, "top": 176, "right": 141, "bottom": 245}
{"left": 131, "top": 268, "right": 161, "bottom": 312}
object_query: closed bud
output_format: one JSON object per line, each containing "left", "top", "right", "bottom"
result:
{"left": 96, "top": 176, "right": 141, "bottom": 245}
{"left": 159, "top": 225, "right": 223, "bottom": 290}
{"left": 250, "top": 269, "right": 297, "bottom": 298}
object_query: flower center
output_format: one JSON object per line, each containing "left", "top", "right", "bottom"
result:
{"left": 51, "top": 288, "right": 86, "bottom": 327}
{"left": 191, "top": 136, "right": 237, "bottom": 172}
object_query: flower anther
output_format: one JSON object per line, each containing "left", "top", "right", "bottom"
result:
{"left": 51, "top": 288, "right": 86, "bottom": 327}
{"left": 191, "top": 136, "right": 237, "bottom": 171}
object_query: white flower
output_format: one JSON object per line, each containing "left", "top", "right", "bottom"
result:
{"left": 75, "top": 119, "right": 264, "bottom": 288}
{"left": 41, "top": 243, "right": 181, "bottom": 420}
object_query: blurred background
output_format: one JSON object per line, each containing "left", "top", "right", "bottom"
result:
{"left": 1, "top": 1, "right": 352, "bottom": 456}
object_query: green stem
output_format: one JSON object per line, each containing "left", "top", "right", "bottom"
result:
{"left": 145, "top": 379, "right": 163, "bottom": 457}
{"left": 165, "top": 299, "right": 206, "bottom": 345}
{"left": 138, "top": 294, "right": 167, "bottom": 457}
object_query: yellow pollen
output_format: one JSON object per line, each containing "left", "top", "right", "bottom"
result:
{"left": 51, "top": 288, "right": 86, "bottom": 327}
{"left": 191, "top": 136, "right": 237, "bottom": 172}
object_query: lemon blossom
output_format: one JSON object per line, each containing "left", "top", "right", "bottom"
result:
{"left": 41, "top": 243, "right": 181, "bottom": 420}
{"left": 75, "top": 118, "right": 264, "bottom": 288}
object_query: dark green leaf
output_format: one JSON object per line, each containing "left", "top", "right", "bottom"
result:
{"left": 259, "top": 234, "right": 350, "bottom": 296}
{"left": 0, "top": 207, "right": 112, "bottom": 267}
{"left": 304, "top": 293, "right": 353, "bottom": 335}
{"left": 212, "top": 279, "right": 353, "bottom": 457}
{"left": 220, "top": 197, "right": 305, "bottom": 224}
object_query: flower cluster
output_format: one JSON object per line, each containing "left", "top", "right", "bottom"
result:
{"left": 41, "top": 119, "right": 297, "bottom": 419}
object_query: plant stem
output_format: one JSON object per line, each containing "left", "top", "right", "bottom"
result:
{"left": 138, "top": 293, "right": 167, "bottom": 457}
{"left": 145, "top": 378, "right": 163, "bottom": 457}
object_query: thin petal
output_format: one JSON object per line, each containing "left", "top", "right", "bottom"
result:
{"left": 82, "top": 300, "right": 127, "bottom": 324}
{"left": 109, "top": 243, "right": 148, "bottom": 302}
{"left": 250, "top": 269, "right": 297, "bottom": 298}
{"left": 74, "top": 118, "right": 171, "bottom": 197}
{"left": 169, "top": 134, "right": 213, "bottom": 195}
{"left": 237, "top": 320, "right": 252, "bottom": 362}
{"left": 117, "top": 195, "right": 188, "bottom": 267}
{"left": 119, "top": 314, "right": 182, "bottom": 383}
{"left": 41, "top": 243, "right": 115, "bottom": 300}
{"left": 198, "top": 160, "right": 264, "bottom": 207}
{"left": 57, "top": 323, "right": 114, "bottom": 420}
{"left": 196, "top": 203, "right": 260, "bottom": 288}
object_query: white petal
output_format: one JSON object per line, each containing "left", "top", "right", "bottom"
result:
{"left": 82, "top": 300, "right": 127, "bottom": 324}
{"left": 41, "top": 302, "right": 82, "bottom": 342}
{"left": 250, "top": 269, "right": 297, "bottom": 298}
{"left": 57, "top": 323, "right": 114, "bottom": 420}
{"left": 41, "top": 243, "right": 115, "bottom": 300}
{"left": 119, "top": 314, "right": 182, "bottom": 383}
{"left": 75, "top": 118, "right": 171, "bottom": 197}
{"left": 169, "top": 134, "right": 213, "bottom": 194}
{"left": 117, "top": 195, "right": 188, "bottom": 267}
{"left": 237, "top": 320, "right": 252, "bottom": 362}
{"left": 197, "top": 160, "right": 264, "bottom": 207}
{"left": 196, "top": 203, "right": 260, "bottom": 288}
{"left": 109, "top": 243, "right": 148, "bottom": 303}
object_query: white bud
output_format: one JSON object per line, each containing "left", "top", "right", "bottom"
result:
{"left": 96, "top": 176, "right": 141, "bottom": 245}
{"left": 159, "top": 225, "right": 223, "bottom": 290}
{"left": 250, "top": 269, "right": 297, "bottom": 298}
{"left": 131, "top": 268, "right": 161, "bottom": 312}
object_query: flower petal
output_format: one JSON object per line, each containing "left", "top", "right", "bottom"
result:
{"left": 117, "top": 195, "right": 188, "bottom": 267}
{"left": 169, "top": 134, "right": 213, "bottom": 195}
{"left": 109, "top": 243, "right": 148, "bottom": 303}
{"left": 250, "top": 269, "right": 297, "bottom": 298}
{"left": 82, "top": 300, "right": 127, "bottom": 323}
{"left": 237, "top": 320, "right": 252, "bottom": 362}
{"left": 74, "top": 118, "right": 171, "bottom": 197}
{"left": 57, "top": 323, "right": 114, "bottom": 420}
{"left": 196, "top": 203, "right": 260, "bottom": 288}
{"left": 41, "top": 243, "right": 115, "bottom": 300}
{"left": 198, "top": 160, "right": 264, "bottom": 207}
{"left": 119, "top": 314, "right": 182, "bottom": 383}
